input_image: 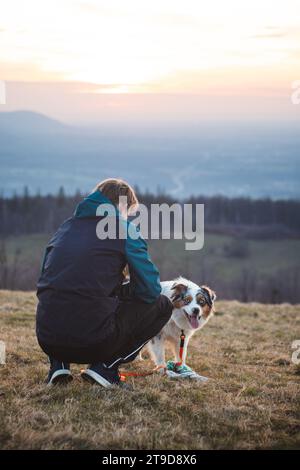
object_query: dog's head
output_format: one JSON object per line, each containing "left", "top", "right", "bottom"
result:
{"left": 169, "top": 277, "right": 216, "bottom": 331}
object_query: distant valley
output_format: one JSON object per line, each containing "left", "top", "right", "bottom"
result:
{"left": 0, "top": 110, "right": 299, "bottom": 199}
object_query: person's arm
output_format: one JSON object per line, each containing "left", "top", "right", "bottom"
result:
{"left": 125, "top": 227, "right": 161, "bottom": 303}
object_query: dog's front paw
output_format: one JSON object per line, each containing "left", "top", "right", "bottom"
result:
{"left": 153, "top": 365, "right": 167, "bottom": 375}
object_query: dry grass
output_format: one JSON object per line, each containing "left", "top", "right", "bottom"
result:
{"left": 0, "top": 290, "right": 299, "bottom": 450}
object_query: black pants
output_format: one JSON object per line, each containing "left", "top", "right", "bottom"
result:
{"left": 41, "top": 294, "right": 173, "bottom": 367}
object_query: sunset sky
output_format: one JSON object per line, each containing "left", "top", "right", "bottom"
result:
{"left": 1, "top": 0, "right": 300, "bottom": 123}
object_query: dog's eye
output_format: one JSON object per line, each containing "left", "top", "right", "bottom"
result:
{"left": 183, "top": 295, "right": 192, "bottom": 305}
{"left": 197, "top": 295, "right": 206, "bottom": 306}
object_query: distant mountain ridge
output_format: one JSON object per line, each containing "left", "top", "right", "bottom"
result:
{"left": 0, "top": 110, "right": 67, "bottom": 134}
{"left": 0, "top": 110, "right": 299, "bottom": 199}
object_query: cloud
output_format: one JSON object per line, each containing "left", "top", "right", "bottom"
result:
{"left": 250, "top": 25, "right": 300, "bottom": 40}
{"left": 75, "top": 1, "right": 112, "bottom": 15}
{"left": 251, "top": 32, "right": 288, "bottom": 39}
{"left": 0, "top": 61, "right": 65, "bottom": 82}
{"left": 250, "top": 26, "right": 288, "bottom": 39}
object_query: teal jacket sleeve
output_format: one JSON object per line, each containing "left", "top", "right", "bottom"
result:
{"left": 125, "top": 225, "right": 161, "bottom": 303}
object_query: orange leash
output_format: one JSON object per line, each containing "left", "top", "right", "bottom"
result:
{"left": 119, "top": 365, "right": 165, "bottom": 382}
{"left": 175, "top": 330, "right": 186, "bottom": 367}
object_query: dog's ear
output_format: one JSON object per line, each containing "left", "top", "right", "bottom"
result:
{"left": 171, "top": 281, "right": 188, "bottom": 295}
{"left": 171, "top": 281, "right": 188, "bottom": 307}
{"left": 201, "top": 285, "right": 217, "bottom": 304}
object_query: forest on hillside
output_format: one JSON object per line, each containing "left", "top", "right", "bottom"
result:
{"left": 0, "top": 188, "right": 299, "bottom": 303}
{"left": 1, "top": 187, "right": 300, "bottom": 237}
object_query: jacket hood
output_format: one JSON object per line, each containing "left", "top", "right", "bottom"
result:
{"left": 74, "top": 190, "right": 116, "bottom": 218}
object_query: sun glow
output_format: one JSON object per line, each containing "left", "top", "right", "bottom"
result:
{"left": 0, "top": 0, "right": 300, "bottom": 95}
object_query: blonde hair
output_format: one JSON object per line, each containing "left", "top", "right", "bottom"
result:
{"left": 94, "top": 178, "right": 139, "bottom": 211}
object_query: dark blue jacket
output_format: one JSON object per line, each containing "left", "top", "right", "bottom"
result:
{"left": 36, "top": 190, "right": 161, "bottom": 348}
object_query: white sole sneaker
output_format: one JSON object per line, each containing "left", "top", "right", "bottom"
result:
{"left": 48, "top": 369, "right": 73, "bottom": 386}
{"left": 81, "top": 369, "right": 114, "bottom": 388}
{"left": 166, "top": 369, "right": 209, "bottom": 381}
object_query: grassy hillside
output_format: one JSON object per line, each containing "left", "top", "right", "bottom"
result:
{"left": 0, "top": 290, "right": 299, "bottom": 450}
{"left": 4, "top": 233, "right": 300, "bottom": 277}
{"left": 3, "top": 234, "right": 300, "bottom": 300}
{"left": 150, "top": 236, "right": 300, "bottom": 281}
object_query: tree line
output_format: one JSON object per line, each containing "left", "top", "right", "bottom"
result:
{"left": 1, "top": 187, "right": 300, "bottom": 237}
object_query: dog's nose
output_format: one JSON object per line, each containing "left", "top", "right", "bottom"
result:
{"left": 192, "top": 307, "right": 200, "bottom": 315}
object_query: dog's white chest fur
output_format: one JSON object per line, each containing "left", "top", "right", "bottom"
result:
{"left": 145, "top": 277, "right": 216, "bottom": 369}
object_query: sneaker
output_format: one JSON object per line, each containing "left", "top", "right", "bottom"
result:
{"left": 47, "top": 358, "right": 73, "bottom": 385}
{"left": 166, "top": 361, "right": 208, "bottom": 382}
{"left": 81, "top": 363, "right": 121, "bottom": 388}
